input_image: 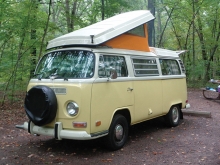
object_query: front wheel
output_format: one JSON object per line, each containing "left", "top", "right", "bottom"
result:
{"left": 165, "top": 105, "right": 180, "bottom": 127}
{"left": 105, "top": 115, "right": 128, "bottom": 151}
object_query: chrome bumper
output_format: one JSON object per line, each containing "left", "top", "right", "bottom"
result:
{"left": 16, "top": 121, "right": 107, "bottom": 140}
{"left": 185, "top": 103, "right": 190, "bottom": 109}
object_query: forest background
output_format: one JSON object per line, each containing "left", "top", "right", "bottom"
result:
{"left": 0, "top": 0, "right": 220, "bottom": 106}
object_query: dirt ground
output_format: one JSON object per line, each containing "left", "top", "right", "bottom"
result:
{"left": 1, "top": 88, "right": 220, "bottom": 165}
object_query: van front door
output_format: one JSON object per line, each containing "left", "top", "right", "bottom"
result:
{"left": 90, "top": 55, "right": 134, "bottom": 134}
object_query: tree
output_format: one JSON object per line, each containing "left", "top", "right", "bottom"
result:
{"left": 147, "top": 0, "right": 155, "bottom": 47}
{"left": 1, "top": 0, "right": 220, "bottom": 106}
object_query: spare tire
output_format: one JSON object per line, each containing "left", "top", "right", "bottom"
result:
{"left": 24, "top": 85, "right": 57, "bottom": 126}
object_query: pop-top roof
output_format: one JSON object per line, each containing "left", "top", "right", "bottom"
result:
{"left": 47, "top": 10, "right": 155, "bottom": 50}
{"left": 150, "top": 47, "right": 186, "bottom": 57}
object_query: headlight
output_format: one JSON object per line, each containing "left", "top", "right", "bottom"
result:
{"left": 66, "top": 102, "right": 79, "bottom": 116}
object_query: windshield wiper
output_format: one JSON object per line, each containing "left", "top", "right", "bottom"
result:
{"left": 49, "top": 74, "right": 59, "bottom": 80}
{"left": 33, "top": 73, "right": 43, "bottom": 80}
{"left": 49, "top": 73, "right": 68, "bottom": 81}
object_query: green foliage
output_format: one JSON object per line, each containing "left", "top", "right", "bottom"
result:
{"left": 186, "top": 60, "right": 206, "bottom": 87}
{"left": 1, "top": 0, "right": 220, "bottom": 104}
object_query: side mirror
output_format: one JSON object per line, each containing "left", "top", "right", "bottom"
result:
{"left": 109, "top": 67, "right": 117, "bottom": 79}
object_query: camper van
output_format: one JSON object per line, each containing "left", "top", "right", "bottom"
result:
{"left": 16, "top": 10, "right": 190, "bottom": 150}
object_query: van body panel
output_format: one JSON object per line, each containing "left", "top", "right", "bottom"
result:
{"left": 91, "top": 79, "right": 134, "bottom": 133}
{"left": 162, "top": 78, "right": 187, "bottom": 112}
{"left": 132, "top": 79, "right": 163, "bottom": 122}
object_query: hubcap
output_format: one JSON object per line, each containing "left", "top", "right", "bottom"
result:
{"left": 172, "top": 107, "right": 179, "bottom": 123}
{"left": 115, "top": 124, "right": 124, "bottom": 141}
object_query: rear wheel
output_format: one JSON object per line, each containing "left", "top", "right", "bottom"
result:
{"left": 105, "top": 115, "right": 128, "bottom": 151}
{"left": 165, "top": 105, "right": 180, "bottom": 127}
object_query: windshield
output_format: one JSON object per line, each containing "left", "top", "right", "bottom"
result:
{"left": 34, "top": 50, "right": 95, "bottom": 79}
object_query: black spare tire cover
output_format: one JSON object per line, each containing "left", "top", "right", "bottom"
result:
{"left": 24, "top": 85, "right": 57, "bottom": 126}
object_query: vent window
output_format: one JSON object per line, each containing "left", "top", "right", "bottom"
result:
{"left": 132, "top": 58, "right": 159, "bottom": 76}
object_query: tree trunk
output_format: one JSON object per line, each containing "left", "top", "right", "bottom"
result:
{"left": 147, "top": 0, "right": 155, "bottom": 47}
{"left": 65, "top": 0, "right": 77, "bottom": 32}
{"left": 65, "top": 0, "right": 71, "bottom": 32}
{"left": 156, "top": 4, "right": 162, "bottom": 47}
{"left": 30, "top": 0, "right": 39, "bottom": 78}
{"left": 70, "top": 1, "right": 77, "bottom": 31}
{"left": 101, "top": 0, "right": 104, "bottom": 20}
{"left": 38, "top": 0, "right": 52, "bottom": 61}
{"left": 158, "top": 6, "right": 174, "bottom": 47}
{"left": 192, "top": 0, "right": 195, "bottom": 68}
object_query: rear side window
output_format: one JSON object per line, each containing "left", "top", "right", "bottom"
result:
{"left": 132, "top": 58, "right": 159, "bottom": 76}
{"left": 160, "top": 59, "right": 181, "bottom": 75}
{"left": 178, "top": 60, "right": 186, "bottom": 73}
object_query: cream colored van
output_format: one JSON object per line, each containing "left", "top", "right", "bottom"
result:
{"left": 16, "top": 10, "right": 190, "bottom": 150}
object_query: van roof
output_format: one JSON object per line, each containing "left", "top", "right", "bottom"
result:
{"left": 150, "top": 47, "right": 186, "bottom": 57}
{"left": 47, "top": 10, "right": 154, "bottom": 50}
{"left": 49, "top": 47, "right": 185, "bottom": 58}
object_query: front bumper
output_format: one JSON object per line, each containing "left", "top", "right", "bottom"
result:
{"left": 16, "top": 121, "right": 107, "bottom": 140}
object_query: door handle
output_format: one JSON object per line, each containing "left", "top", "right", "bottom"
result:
{"left": 127, "top": 87, "right": 133, "bottom": 92}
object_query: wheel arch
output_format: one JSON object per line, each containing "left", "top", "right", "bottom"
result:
{"left": 167, "top": 102, "right": 183, "bottom": 119}
{"left": 113, "top": 108, "right": 131, "bottom": 126}
{"left": 170, "top": 103, "right": 183, "bottom": 119}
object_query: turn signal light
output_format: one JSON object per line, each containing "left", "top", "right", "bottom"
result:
{"left": 95, "top": 121, "right": 101, "bottom": 126}
{"left": 73, "top": 122, "right": 87, "bottom": 128}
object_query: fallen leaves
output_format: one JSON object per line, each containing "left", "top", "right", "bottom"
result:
{"left": 152, "top": 151, "right": 163, "bottom": 155}
{"left": 101, "top": 158, "right": 113, "bottom": 163}
{"left": 28, "top": 154, "right": 38, "bottom": 158}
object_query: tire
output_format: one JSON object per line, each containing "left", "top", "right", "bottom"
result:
{"left": 105, "top": 115, "right": 128, "bottom": 151}
{"left": 165, "top": 105, "right": 180, "bottom": 127}
{"left": 24, "top": 85, "right": 57, "bottom": 126}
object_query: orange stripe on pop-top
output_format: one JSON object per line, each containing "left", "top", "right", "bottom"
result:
{"left": 102, "top": 24, "right": 150, "bottom": 52}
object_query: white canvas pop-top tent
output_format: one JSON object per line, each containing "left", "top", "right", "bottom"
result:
{"left": 47, "top": 10, "right": 155, "bottom": 52}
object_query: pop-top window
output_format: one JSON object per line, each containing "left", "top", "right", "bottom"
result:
{"left": 126, "top": 24, "right": 145, "bottom": 37}
{"left": 98, "top": 55, "right": 128, "bottom": 77}
{"left": 34, "top": 50, "right": 95, "bottom": 79}
{"left": 132, "top": 58, "right": 159, "bottom": 76}
{"left": 160, "top": 59, "right": 181, "bottom": 75}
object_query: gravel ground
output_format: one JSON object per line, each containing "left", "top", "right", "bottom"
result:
{"left": 1, "top": 88, "right": 220, "bottom": 165}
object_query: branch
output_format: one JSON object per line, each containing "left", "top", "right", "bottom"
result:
{"left": 38, "top": 0, "right": 52, "bottom": 61}
{"left": 158, "top": 6, "right": 174, "bottom": 47}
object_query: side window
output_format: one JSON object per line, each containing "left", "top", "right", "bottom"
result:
{"left": 98, "top": 55, "right": 128, "bottom": 77}
{"left": 160, "top": 59, "right": 181, "bottom": 75}
{"left": 178, "top": 60, "right": 186, "bottom": 73}
{"left": 132, "top": 58, "right": 159, "bottom": 76}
